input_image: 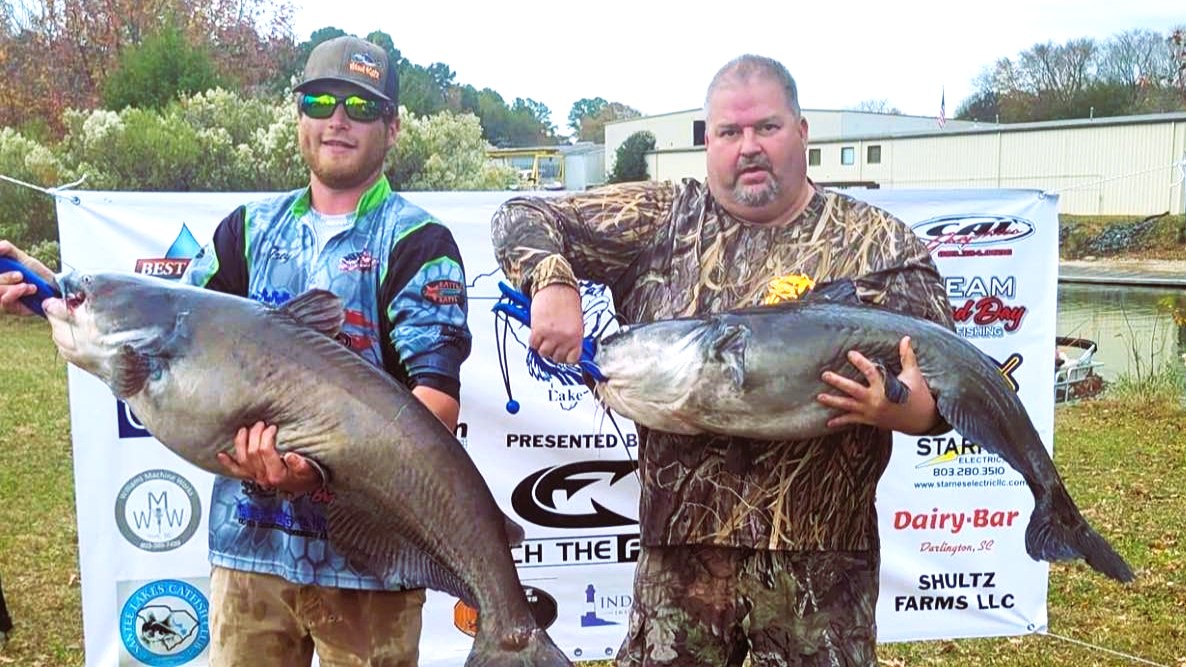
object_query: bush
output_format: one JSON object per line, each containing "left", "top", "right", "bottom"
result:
{"left": 0, "top": 128, "right": 65, "bottom": 249}
{"left": 58, "top": 106, "right": 254, "bottom": 191}
{"left": 609, "top": 130, "right": 654, "bottom": 183}
{"left": 389, "top": 109, "right": 517, "bottom": 191}
{"left": 2, "top": 95, "right": 522, "bottom": 249}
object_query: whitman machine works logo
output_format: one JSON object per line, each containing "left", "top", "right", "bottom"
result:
{"left": 114, "top": 469, "right": 202, "bottom": 553}
{"left": 135, "top": 225, "right": 202, "bottom": 278}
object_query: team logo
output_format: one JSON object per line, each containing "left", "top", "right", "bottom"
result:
{"left": 348, "top": 52, "right": 383, "bottom": 82}
{"left": 946, "top": 275, "right": 1028, "bottom": 338}
{"left": 118, "top": 578, "right": 210, "bottom": 666}
{"left": 422, "top": 279, "right": 465, "bottom": 305}
{"left": 453, "top": 586, "right": 557, "bottom": 636}
{"left": 115, "top": 469, "right": 202, "bottom": 552}
{"left": 339, "top": 249, "right": 377, "bottom": 273}
{"left": 134, "top": 225, "right": 202, "bottom": 279}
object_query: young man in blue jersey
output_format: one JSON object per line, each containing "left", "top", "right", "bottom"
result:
{"left": 1, "top": 35, "right": 471, "bottom": 666}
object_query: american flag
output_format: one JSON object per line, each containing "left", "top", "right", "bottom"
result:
{"left": 938, "top": 88, "right": 947, "bottom": 128}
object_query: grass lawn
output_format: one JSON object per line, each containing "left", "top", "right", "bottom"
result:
{"left": 0, "top": 314, "right": 1182, "bottom": 666}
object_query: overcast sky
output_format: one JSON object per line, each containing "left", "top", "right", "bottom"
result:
{"left": 291, "top": 0, "right": 1183, "bottom": 130}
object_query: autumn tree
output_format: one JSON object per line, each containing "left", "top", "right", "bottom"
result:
{"left": 964, "top": 29, "right": 1186, "bottom": 122}
{"left": 568, "top": 97, "right": 641, "bottom": 143}
{"left": 0, "top": 0, "right": 295, "bottom": 133}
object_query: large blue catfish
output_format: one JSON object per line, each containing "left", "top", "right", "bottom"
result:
{"left": 43, "top": 270, "right": 571, "bottom": 667}
{"left": 590, "top": 281, "right": 1135, "bottom": 583}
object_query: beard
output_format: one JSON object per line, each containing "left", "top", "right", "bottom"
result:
{"left": 301, "top": 132, "right": 389, "bottom": 190}
{"left": 732, "top": 171, "right": 780, "bottom": 207}
{"left": 730, "top": 155, "right": 780, "bottom": 207}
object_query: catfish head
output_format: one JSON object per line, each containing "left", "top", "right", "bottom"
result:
{"left": 43, "top": 271, "right": 189, "bottom": 396}
{"left": 591, "top": 315, "right": 750, "bottom": 435}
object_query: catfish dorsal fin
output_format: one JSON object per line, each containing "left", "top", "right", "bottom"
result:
{"left": 280, "top": 289, "right": 344, "bottom": 338}
{"left": 802, "top": 278, "right": 860, "bottom": 304}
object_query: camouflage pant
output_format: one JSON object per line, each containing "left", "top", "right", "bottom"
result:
{"left": 209, "top": 566, "right": 425, "bottom": 667}
{"left": 616, "top": 546, "right": 879, "bottom": 667}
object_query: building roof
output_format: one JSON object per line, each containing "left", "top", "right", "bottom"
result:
{"left": 807, "top": 111, "right": 1186, "bottom": 143}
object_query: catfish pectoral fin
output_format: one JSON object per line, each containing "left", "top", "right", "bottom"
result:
{"left": 325, "top": 490, "right": 476, "bottom": 604}
{"left": 873, "top": 360, "right": 911, "bottom": 405}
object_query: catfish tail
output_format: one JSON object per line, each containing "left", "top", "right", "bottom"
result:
{"left": 466, "top": 627, "right": 572, "bottom": 667}
{"left": 1025, "top": 486, "right": 1135, "bottom": 583}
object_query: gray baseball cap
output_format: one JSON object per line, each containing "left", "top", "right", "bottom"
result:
{"left": 294, "top": 35, "right": 399, "bottom": 104}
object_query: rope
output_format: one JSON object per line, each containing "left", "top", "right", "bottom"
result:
{"left": 1039, "top": 629, "right": 1170, "bottom": 666}
{"left": 1041, "top": 159, "right": 1185, "bottom": 197}
{"left": 0, "top": 173, "right": 87, "bottom": 204}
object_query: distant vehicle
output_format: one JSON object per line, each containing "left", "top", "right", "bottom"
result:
{"left": 1054, "top": 336, "right": 1105, "bottom": 402}
{"left": 489, "top": 148, "right": 565, "bottom": 191}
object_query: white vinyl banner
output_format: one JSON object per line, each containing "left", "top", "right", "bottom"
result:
{"left": 54, "top": 187, "right": 1057, "bottom": 666}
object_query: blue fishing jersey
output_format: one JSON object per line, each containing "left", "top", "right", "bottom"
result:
{"left": 182, "top": 178, "right": 471, "bottom": 589}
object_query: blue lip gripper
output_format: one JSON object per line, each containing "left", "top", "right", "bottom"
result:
{"left": 0, "top": 256, "right": 60, "bottom": 318}
{"left": 492, "top": 281, "right": 605, "bottom": 383}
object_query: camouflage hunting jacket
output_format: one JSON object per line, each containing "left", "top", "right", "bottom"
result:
{"left": 491, "top": 179, "right": 954, "bottom": 551}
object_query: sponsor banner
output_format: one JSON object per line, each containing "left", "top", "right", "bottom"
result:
{"left": 57, "top": 188, "right": 1054, "bottom": 665}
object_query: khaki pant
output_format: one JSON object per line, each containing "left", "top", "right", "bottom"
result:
{"left": 617, "top": 546, "right": 879, "bottom": 667}
{"left": 209, "top": 566, "right": 425, "bottom": 667}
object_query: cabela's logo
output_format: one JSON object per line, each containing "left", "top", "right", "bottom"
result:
{"left": 135, "top": 225, "right": 202, "bottom": 279}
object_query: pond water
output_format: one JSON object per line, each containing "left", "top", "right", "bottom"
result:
{"left": 1057, "top": 283, "right": 1186, "bottom": 381}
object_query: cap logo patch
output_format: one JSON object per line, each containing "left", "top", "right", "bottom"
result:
{"left": 348, "top": 52, "right": 382, "bottom": 81}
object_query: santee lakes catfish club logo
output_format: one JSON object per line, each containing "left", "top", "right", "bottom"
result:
{"left": 912, "top": 214, "right": 1035, "bottom": 259}
{"left": 119, "top": 578, "right": 210, "bottom": 666}
{"left": 135, "top": 225, "right": 203, "bottom": 278}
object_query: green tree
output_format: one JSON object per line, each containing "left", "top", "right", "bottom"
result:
{"left": 609, "top": 130, "right": 654, "bottom": 183}
{"left": 101, "top": 23, "right": 224, "bottom": 110}
{"left": 363, "top": 29, "right": 402, "bottom": 68}
{"left": 511, "top": 97, "right": 558, "bottom": 143}
{"left": 399, "top": 63, "right": 448, "bottom": 117}
{"left": 568, "top": 97, "right": 607, "bottom": 134}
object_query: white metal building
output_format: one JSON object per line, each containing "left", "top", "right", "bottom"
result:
{"left": 605, "top": 110, "right": 1186, "bottom": 215}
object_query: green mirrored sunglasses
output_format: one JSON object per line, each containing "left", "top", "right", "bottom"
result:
{"left": 298, "top": 93, "right": 390, "bottom": 122}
